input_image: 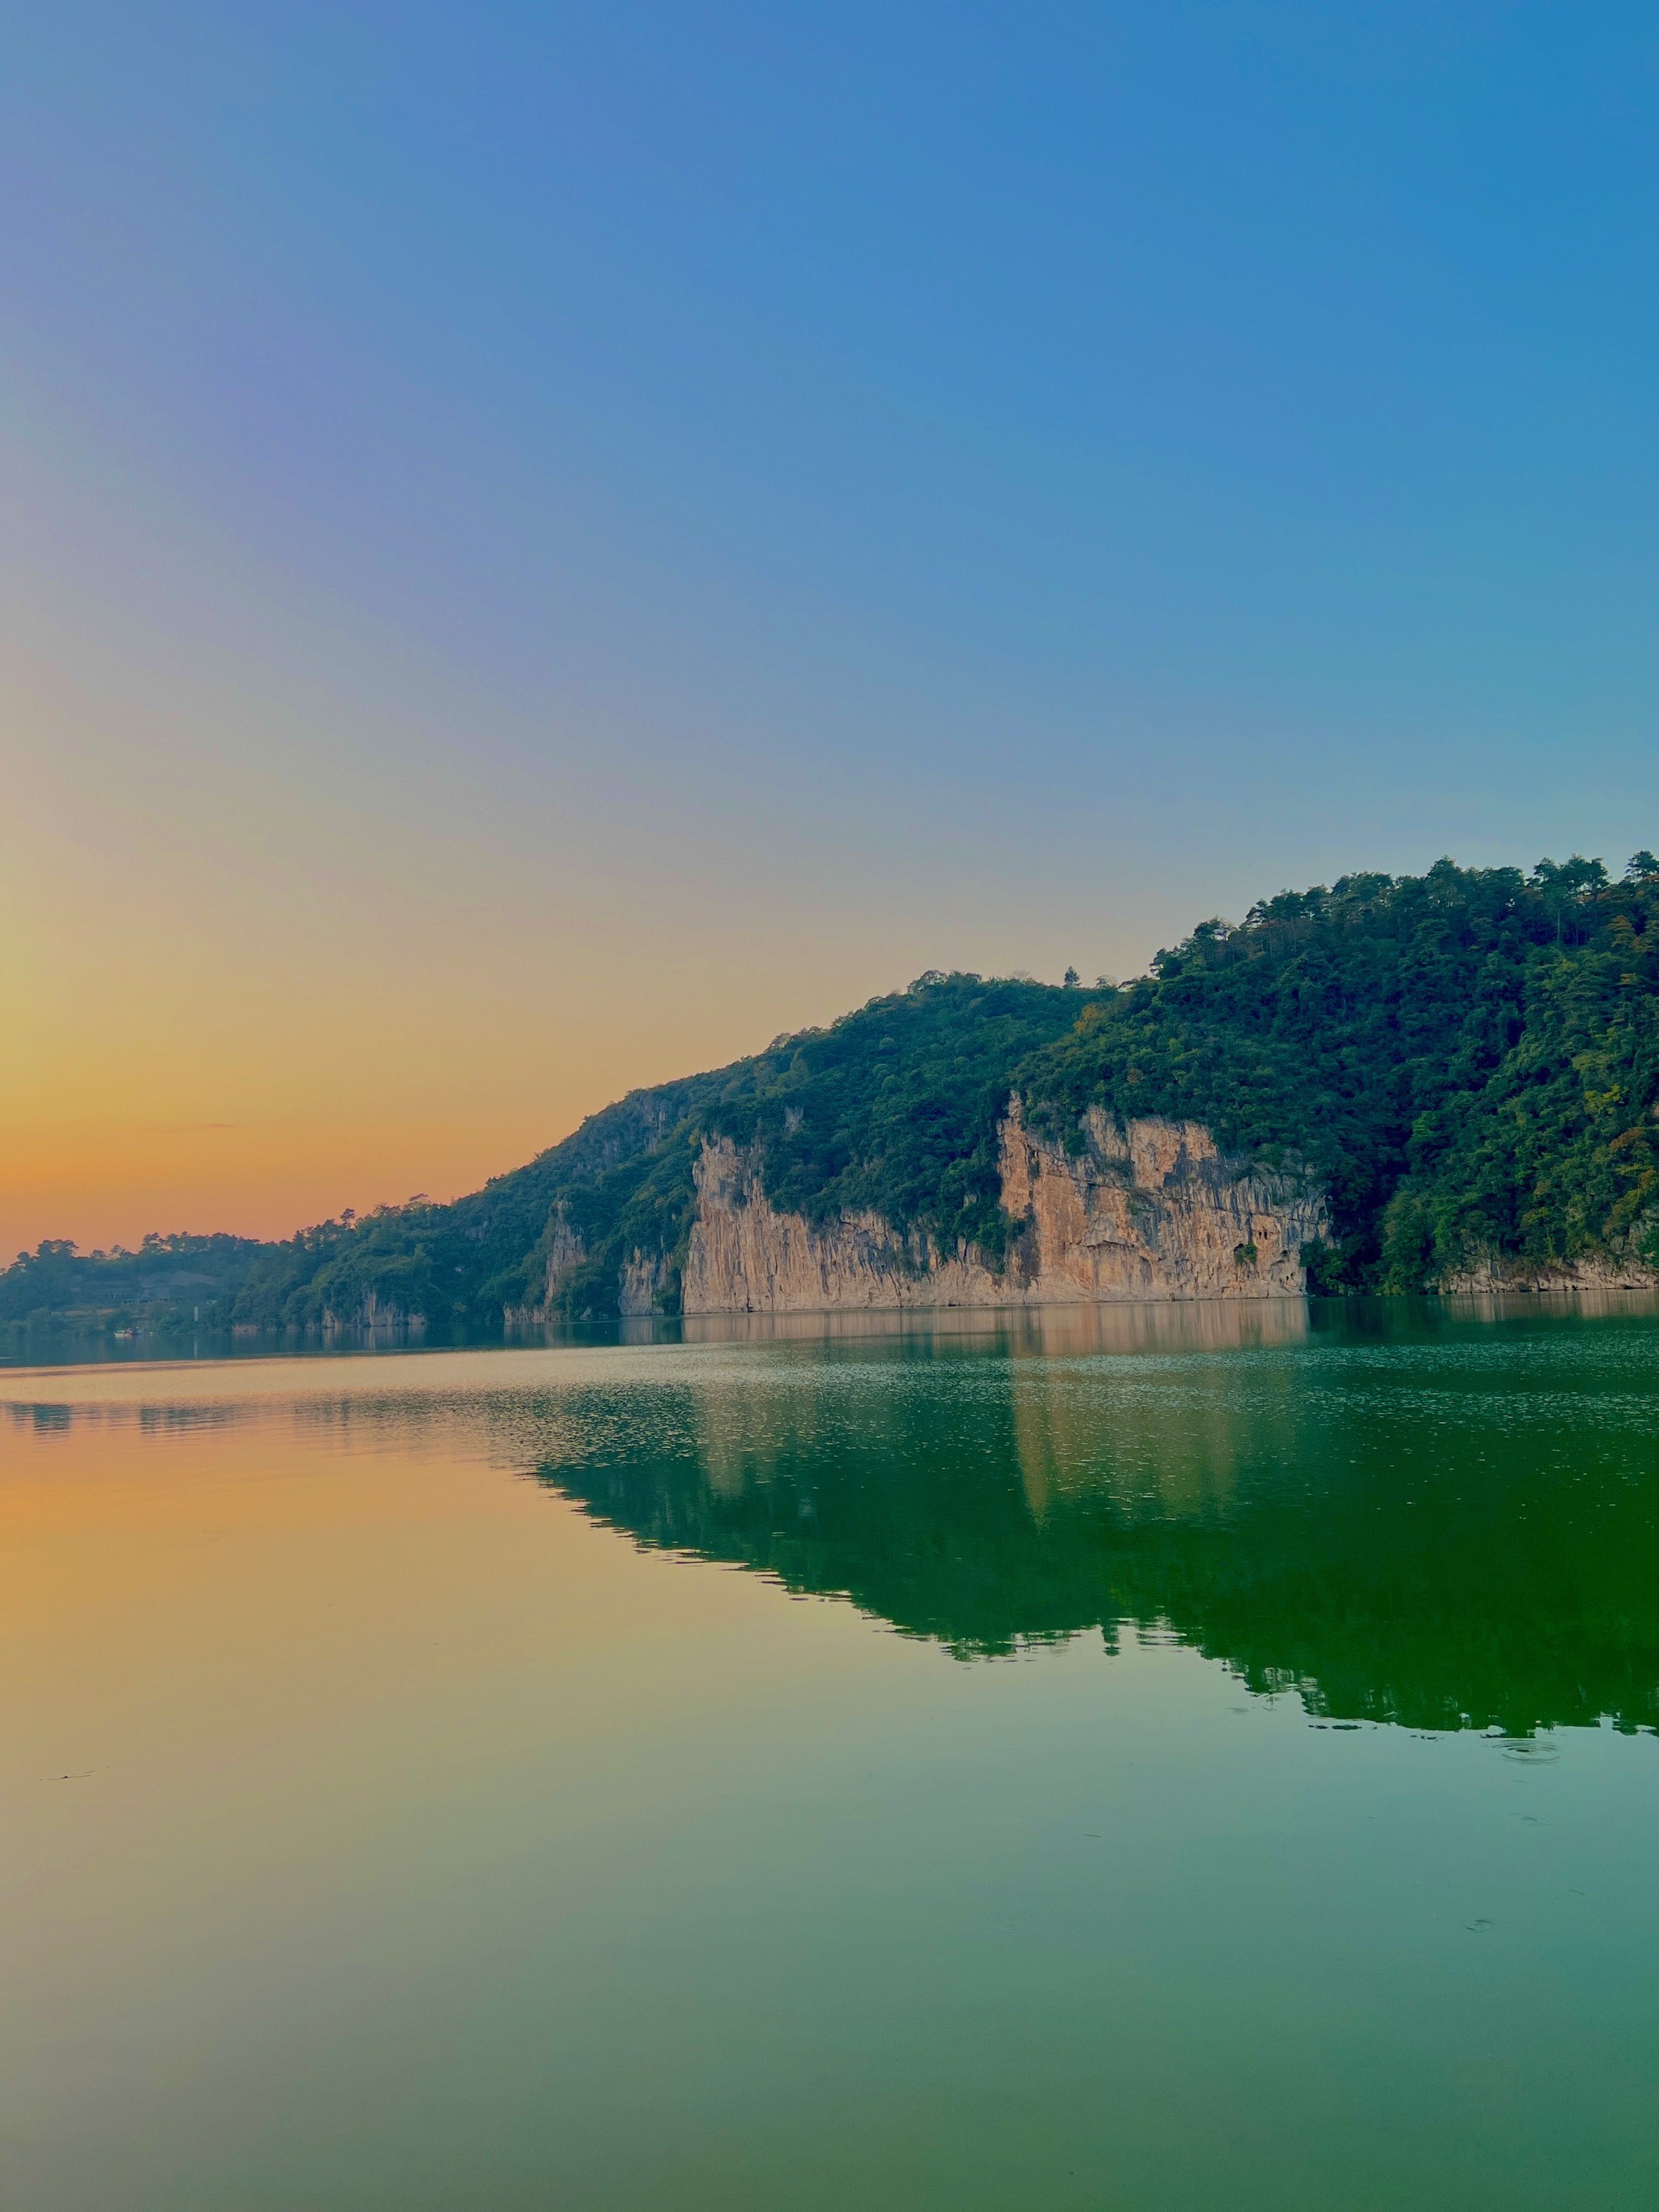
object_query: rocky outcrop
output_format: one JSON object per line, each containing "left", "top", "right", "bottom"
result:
{"left": 619, "top": 1249, "right": 675, "bottom": 1316}
{"left": 510, "top": 1216, "right": 683, "bottom": 1322}
{"left": 503, "top": 1209, "right": 587, "bottom": 1326}
{"left": 1440, "top": 1252, "right": 1659, "bottom": 1294}
{"left": 680, "top": 1138, "right": 952, "bottom": 1314}
{"left": 996, "top": 1102, "right": 1327, "bottom": 1300}
{"left": 320, "top": 1290, "right": 427, "bottom": 1337}
{"left": 678, "top": 1100, "right": 1328, "bottom": 1314}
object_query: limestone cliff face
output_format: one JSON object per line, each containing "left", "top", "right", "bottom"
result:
{"left": 679, "top": 1100, "right": 1328, "bottom": 1314}
{"left": 321, "top": 1289, "right": 427, "bottom": 1336}
{"left": 1440, "top": 1252, "right": 1658, "bottom": 1294}
{"left": 502, "top": 1210, "right": 586, "bottom": 1326}
{"left": 680, "top": 1138, "right": 952, "bottom": 1315}
{"left": 995, "top": 1101, "right": 1328, "bottom": 1301}
{"left": 510, "top": 1212, "right": 680, "bottom": 1322}
{"left": 619, "top": 1248, "right": 675, "bottom": 1316}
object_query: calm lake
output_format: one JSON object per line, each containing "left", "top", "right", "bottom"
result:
{"left": 5, "top": 1298, "right": 1657, "bottom": 2210}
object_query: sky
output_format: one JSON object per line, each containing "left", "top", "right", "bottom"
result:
{"left": 6, "top": 1, "right": 1659, "bottom": 1254}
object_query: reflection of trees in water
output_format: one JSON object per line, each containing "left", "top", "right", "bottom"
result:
{"left": 15, "top": 1302, "right": 1658, "bottom": 1736}
{"left": 538, "top": 1317, "right": 1659, "bottom": 1739}
{"left": 678, "top": 1300, "right": 1315, "bottom": 1357}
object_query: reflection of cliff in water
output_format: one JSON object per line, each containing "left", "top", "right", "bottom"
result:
{"left": 535, "top": 1302, "right": 1659, "bottom": 1738}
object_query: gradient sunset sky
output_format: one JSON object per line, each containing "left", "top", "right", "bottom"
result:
{"left": 7, "top": 2, "right": 1659, "bottom": 1255}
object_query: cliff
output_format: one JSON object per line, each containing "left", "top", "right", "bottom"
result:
{"left": 1440, "top": 1253, "right": 1658, "bottom": 1294}
{"left": 679, "top": 1100, "right": 1327, "bottom": 1313}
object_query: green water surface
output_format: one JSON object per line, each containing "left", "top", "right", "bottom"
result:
{"left": 4, "top": 1297, "right": 1657, "bottom": 2209}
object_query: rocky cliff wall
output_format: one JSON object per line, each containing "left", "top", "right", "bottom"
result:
{"left": 1439, "top": 1253, "right": 1659, "bottom": 1294}
{"left": 501, "top": 1210, "right": 586, "bottom": 1326}
{"left": 678, "top": 1101, "right": 1328, "bottom": 1314}
{"left": 509, "top": 1213, "right": 680, "bottom": 1322}
{"left": 619, "top": 1248, "right": 676, "bottom": 1316}
{"left": 319, "top": 1289, "right": 429, "bottom": 1337}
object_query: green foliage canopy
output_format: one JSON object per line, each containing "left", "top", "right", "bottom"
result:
{"left": 1019, "top": 855, "right": 1659, "bottom": 1287}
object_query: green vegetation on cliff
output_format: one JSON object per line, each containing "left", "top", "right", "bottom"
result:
{"left": 1020, "top": 854, "right": 1659, "bottom": 1287}
{"left": 7, "top": 852, "right": 1658, "bottom": 1346}
{"left": 505, "top": 973, "right": 1094, "bottom": 1320}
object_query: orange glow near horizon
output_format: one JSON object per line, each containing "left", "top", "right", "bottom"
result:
{"left": 6, "top": 623, "right": 959, "bottom": 1254}
{"left": 0, "top": 1113, "right": 568, "bottom": 1258}
{"left": 2, "top": 882, "right": 938, "bottom": 1254}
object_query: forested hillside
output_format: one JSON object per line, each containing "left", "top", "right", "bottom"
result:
{"left": 7, "top": 853, "right": 1658, "bottom": 1349}
{"left": 0, "top": 1234, "right": 272, "bottom": 1343}
{"left": 226, "top": 972, "right": 1097, "bottom": 1330}
{"left": 1021, "top": 854, "right": 1659, "bottom": 1288}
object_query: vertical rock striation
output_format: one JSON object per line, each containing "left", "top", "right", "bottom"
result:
{"left": 678, "top": 1099, "right": 1327, "bottom": 1313}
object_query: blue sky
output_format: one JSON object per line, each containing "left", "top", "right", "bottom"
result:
{"left": 6, "top": 2, "right": 1659, "bottom": 1241}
